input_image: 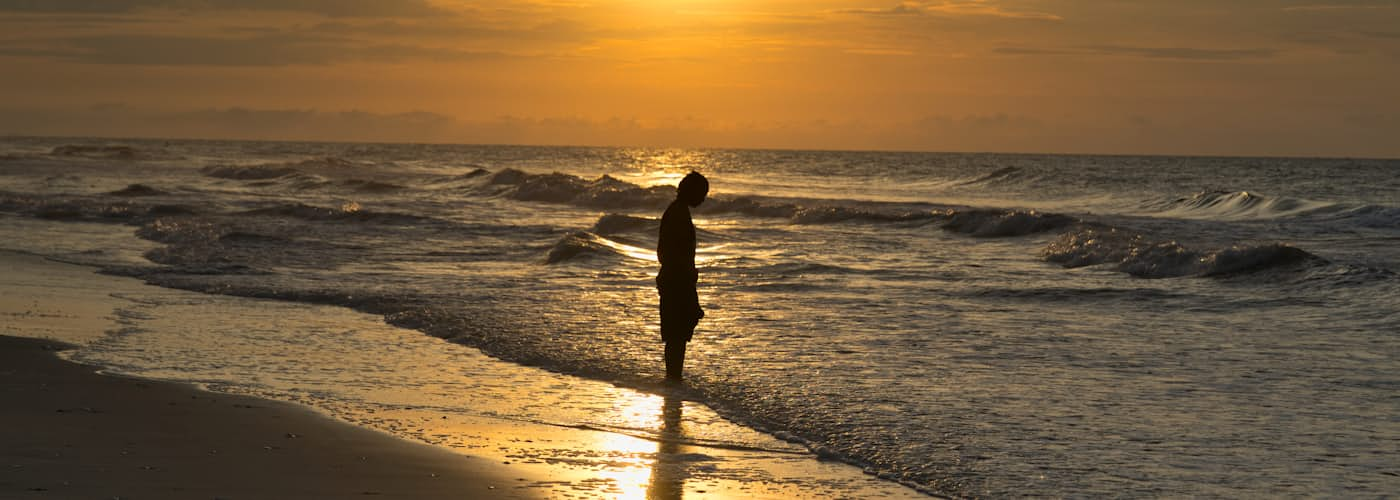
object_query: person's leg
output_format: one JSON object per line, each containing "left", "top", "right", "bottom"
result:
{"left": 664, "top": 340, "right": 687, "bottom": 380}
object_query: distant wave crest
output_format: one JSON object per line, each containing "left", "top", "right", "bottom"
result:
{"left": 201, "top": 157, "right": 363, "bottom": 183}
{"left": 789, "top": 206, "right": 934, "bottom": 225}
{"left": 0, "top": 191, "right": 162, "bottom": 221}
{"left": 50, "top": 144, "right": 173, "bottom": 161}
{"left": 202, "top": 164, "right": 305, "bottom": 180}
{"left": 1142, "top": 190, "right": 1400, "bottom": 231}
{"left": 954, "top": 166, "right": 1024, "bottom": 186}
{"left": 487, "top": 168, "right": 674, "bottom": 209}
{"left": 942, "top": 209, "right": 1077, "bottom": 237}
{"left": 107, "top": 184, "right": 168, "bottom": 197}
{"left": 591, "top": 213, "right": 656, "bottom": 235}
{"left": 1331, "top": 204, "right": 1400, "bottom": 230}
{"left": 237, "top": 202, "right": 431, "bottom": 224}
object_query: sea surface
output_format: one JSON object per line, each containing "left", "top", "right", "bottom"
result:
{"left": 1, "top": 137, "right": 1397, "bottom": 497}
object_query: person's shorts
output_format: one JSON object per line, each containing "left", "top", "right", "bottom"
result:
{"left": 658, "top": 283, "right": 700, "bottom": 343}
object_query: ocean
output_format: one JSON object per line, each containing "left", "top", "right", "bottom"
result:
{"left": 2, "top": 136, "right": 1397, "bottom": 496}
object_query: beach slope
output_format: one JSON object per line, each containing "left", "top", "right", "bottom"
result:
{"left": 0, "top": 335, "right": 539, "bottom": 499}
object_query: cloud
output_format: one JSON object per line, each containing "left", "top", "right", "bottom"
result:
{"left": 306, "top": 18, "right": 601, "bottom": 45}
{"left": 835, "top": 1, "right": 1062, "bottom": 21}
{"left": 995, "top": 45, "right": 1278, "bottom": 61}
{"left": 0, "top": 105, "right": 460, "bottom": 143}
{"left": 911, "top": 113, "right": 1043, "bottom": 135}
{"left": 923, "top": 1, "right": 1062, "bottom": 20}
{"left": 1343, "top": 113, "right": 1400, "bottom": 129}
{"left": 834, "top": 2, "right": 926, "bottom": 16}
{"left": 1282, "top": 4, "right": 1397, "bottom": 12}
{"left": 1283, "top": 28, "right": 1400, "bottom": 56}
{"left": 843, "top": 48, "right": 917, "bottom": 56}
{"left": 157, "top": 107, "right": 457, "bottom": 141}
{"left": 0, "top": 0, "right": 449, "bottom": 18}
{"left": 0, "top": 33, "right": 510, "bottom": 66}
{"left": 991, "top": 47, "right": 1075, "bottom": 56}
{"left": 1083, "top": 45, "right": 1277, "bottom": 60}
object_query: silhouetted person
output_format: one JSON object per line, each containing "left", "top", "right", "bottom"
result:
{"left": 657, "top": 171, "right": 708, "bottom": 381}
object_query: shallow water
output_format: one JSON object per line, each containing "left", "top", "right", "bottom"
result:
{"left": 1, "top": 249, "right": 915, "bottom": 499}
{"left": 2, "top": 137, "right": 1397, "bottom": 496}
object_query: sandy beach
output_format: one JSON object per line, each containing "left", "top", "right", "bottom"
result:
{"left": 0, "top": 247, "right": 923, "bottom": 499}
{"left": 0, "top": 334, "right": 540, "bottom": 499}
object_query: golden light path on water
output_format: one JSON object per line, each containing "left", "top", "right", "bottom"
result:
{"left": 580, "top": 388, "right": 706, "bottom": 500}
{"left": 594, "top": 390, "right": 666, "bottom": 499}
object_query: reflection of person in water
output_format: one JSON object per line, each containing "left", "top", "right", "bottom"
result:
{"left": 657, "top": 171, "right": 708, "bottom": 381}
{"left": 645, "top": 396, "right": 686, "bottom": 499}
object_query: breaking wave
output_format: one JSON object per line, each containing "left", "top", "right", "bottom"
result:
{"left": 545, "top": 231, "right": 652, "bottom": 264}
{"left": 1043, "top": 227, "right": 1322, "bottom": 278}
{"left": 546, "top": 231, "right": 610, "bottom": 264}
{"left": 1146, "top": 190, "right": 1335, "bottom": 220}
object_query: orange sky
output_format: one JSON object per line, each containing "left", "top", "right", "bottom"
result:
{"left": 1, "top": 0, "right": 1398, "bottom": 157}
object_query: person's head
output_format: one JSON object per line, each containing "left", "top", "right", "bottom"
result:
{"left": 677, "top": 171, "right": 708, "bottom": 207}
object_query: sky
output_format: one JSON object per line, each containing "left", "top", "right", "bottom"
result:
{"left": 1, "top": 0, "right": 1398, "bottom": 157}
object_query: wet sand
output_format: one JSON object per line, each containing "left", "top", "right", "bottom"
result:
{"left": 0, "top": 334, "right": 541, "bottom": 499}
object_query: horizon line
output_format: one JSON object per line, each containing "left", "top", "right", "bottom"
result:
{"left": 4, "top": 132, "right": 1396, "bottom": 162}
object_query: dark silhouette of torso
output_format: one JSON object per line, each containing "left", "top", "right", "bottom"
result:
{"left": 657, "top": 199, "right": 701, "bottom": 345}
{"left": 657, "top": 199, "right": 696, "bottom": 282}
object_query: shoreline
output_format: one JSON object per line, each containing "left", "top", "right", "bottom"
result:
{"left": 0, "top": 246, "right": 926, "bottom": 498}
{"left": 0, "top": 334, "right": 540, "bottom": 499}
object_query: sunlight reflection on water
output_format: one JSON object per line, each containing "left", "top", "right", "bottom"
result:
{"left": 49, "top": 276, "right": 916, "bottom": 498}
